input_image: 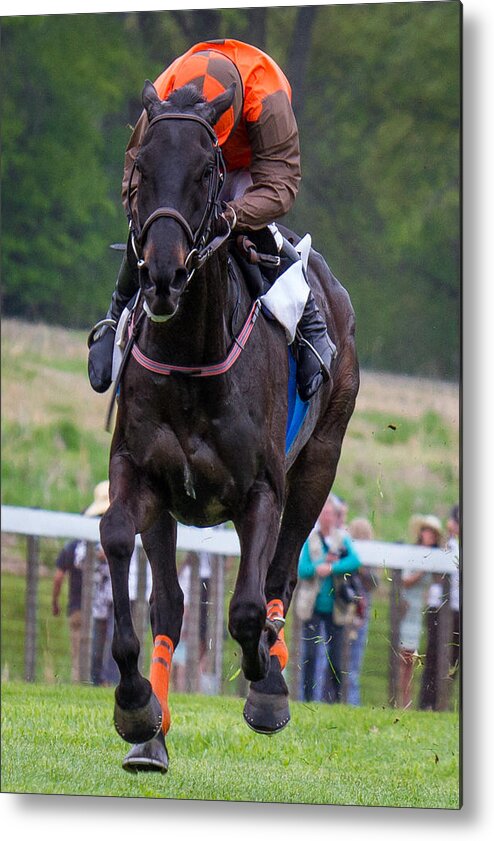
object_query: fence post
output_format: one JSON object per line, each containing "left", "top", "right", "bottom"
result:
{"left": 24, "top": 535, "right": 40, "bottom": 682}
{"left": 436, "top": 575, "right": 453, "bottom": 711}
{"left": 79, "top": 542, "right": 95, "bottom": 684}
{"left": 388, "top": 569, "right": 402, "bottom": 706}
{"left": 185, "top": 553, "right": 201, "bottom": 693}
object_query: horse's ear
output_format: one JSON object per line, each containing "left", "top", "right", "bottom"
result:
{"left": 142, "top": 80, "right": 162, "bottom": 120}
{"left": 205, "top": 82, "right": 237, "bottom": 126}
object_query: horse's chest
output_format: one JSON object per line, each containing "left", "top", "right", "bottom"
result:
{"left": 144, "top": 426, "right": 249, "bottom": 524}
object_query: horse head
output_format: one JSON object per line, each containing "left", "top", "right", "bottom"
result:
{"left": 133, "top": 80, "right": 236, "bottom": 321}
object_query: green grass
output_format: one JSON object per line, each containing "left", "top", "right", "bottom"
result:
{"left": 1, "top": 569, "right": 458, "bottom": 714}
{"left": 1, "top": 420, "right": 109, "bottom": 512}
{"left": 1, "top": 682, "right": 460, "bottom": 807}
{"left": 1, "top": 571, "right": 73, "bottom": 683}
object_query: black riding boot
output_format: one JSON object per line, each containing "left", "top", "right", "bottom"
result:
{"left": 87, "top": 255, "right": 138, "bottom": 393}
{"left": 296, "top": 291, "right": 337, "bottom": 401}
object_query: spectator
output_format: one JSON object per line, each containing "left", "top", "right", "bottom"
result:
{"left": 171, "top": 552, "right": 213, "bottom": 693}
{"left": 398, "top": 514, "right": 442, "bottom": 708}
{"left": 172, "top": 554, "right": 193, "bottom": 692}
{"left": 417, "top": 521, "right": 445, "bottom": 710}
{"left": 446, "top": 504, "right": 461, "bottom": 680}
{"left": 332, "top": 494, "right": 349, "bottom": 531}
{"left": 198, "top": 551, "right": 212, "bottom": 664}
{"left": 91, "top": 544, "right": 119, "bottom": 687}
{"left": 298, "top": 496, "right": 361, "bottom": 703}
{"left": 51, "top": 481, "right": 109, "bottom": 682}
{"left": 346, "top": 518, "right": 377, "bottom": 706}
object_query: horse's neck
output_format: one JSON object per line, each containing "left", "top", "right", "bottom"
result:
{"left": 142, "top": 251, "right": 234, "bottom": 365}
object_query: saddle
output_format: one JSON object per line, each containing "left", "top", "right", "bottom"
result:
{"left": 228, "top": 226, "right": 281, "bottom": 299}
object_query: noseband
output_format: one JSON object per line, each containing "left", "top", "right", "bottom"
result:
{"left": 128, "top": 112, "right": 230, "bottom": 282}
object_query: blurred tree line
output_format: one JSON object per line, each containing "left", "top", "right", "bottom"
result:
{"left": 1, "top": 3, "right": 460, "bottom": 378}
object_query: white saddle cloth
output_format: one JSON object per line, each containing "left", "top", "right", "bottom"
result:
{"left": 260, "top": 234, "right": 311, "bottom": 343}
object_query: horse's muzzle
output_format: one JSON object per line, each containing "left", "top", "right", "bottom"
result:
{"left": 142, "top": 267, "right": 189, "bottom": 321}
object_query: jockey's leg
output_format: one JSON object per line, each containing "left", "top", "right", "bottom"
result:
{"left": 224, "top": 169, "right": 336, "bottom": 400}
{"left": 295, "top": 290, "right": 337, "bottom": 401}
{"left": 87, "top": 248, "right": 138, "bottom": 393}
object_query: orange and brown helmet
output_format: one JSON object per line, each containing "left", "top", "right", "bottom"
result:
{"left": 155, "top": 49, "right": 244, "bottom": 145}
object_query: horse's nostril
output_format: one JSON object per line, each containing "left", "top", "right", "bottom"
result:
{"left": 170, "top": 267, "right": 189, "bottom": 292}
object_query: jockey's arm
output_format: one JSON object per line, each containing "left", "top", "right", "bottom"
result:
{"left": 225, "top": 91, "right": 301, "bottom": 231}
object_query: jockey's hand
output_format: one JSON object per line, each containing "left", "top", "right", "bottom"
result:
{"left": 316, "top": 562, "right": 333, "bottom": 578}
{"left": 221, "top": 203, "right": 237, "bottom": 231}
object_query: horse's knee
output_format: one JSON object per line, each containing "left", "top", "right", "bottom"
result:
{"left": 229, "top": 601, "right": 265, "bottom": 648}
{"left": 100, "top": 505, "right": 135, "bottom": 562}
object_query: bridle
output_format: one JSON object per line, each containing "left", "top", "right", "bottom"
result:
{"left": 127, "top": 111, "right": 231, "bottom": 285}
{"left": 105, "top": 109, "right": 261, "bottom": 430}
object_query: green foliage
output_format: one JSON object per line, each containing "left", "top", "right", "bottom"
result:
{"left": 2, "top": 571, "right": 73, "bottom": 683}
{"left": 1, "top": 420, "right": 109, "bottom": 511}
{"left": 2, "top": 6, "right": 460, "bottom": 376}
{"left": 2, "top": 682, "right": 460, "bottom": 806}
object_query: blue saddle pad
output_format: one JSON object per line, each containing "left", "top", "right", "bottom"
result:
{"left": 286, "top": 348, "right": 309, "bottom": 454}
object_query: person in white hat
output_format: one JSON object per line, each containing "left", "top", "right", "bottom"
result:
{"left": 398, "top": 514, "right": 443, "bottom": 708}
{"left": 52, "top": 482, "right": 110, "bottom": 682}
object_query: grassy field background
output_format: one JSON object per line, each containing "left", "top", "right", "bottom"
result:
{"left": 1, "top": 683, "right": 460, "bottom": 808}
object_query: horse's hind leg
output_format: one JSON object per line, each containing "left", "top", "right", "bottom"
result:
{"left": 122, "top": 511, "right": 182, "bottom": 774}
{"left": 100, "top": 461, "right": 162, "bottom": 747}
{"left": 230, "top": 478, "right": 283, "bottom": 684}
{"left": 245, "top": 401, "right": 356, "bottom": 733}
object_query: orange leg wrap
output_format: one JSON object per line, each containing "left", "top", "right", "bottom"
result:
{"left": 267, "top": 598, "right": 289, "bottom": 671}
{"left": 149, "top": 635, "right": 174, "bottom": 735}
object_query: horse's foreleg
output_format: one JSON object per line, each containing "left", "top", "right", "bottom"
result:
{"left": 244, "top": 423, "right": 351, "bottom": 734}
{"left": 230, "top": 480, "right": 282, "bottom": 684}
{"left": 121, "top": 511, "right": 180, "bottom": 774}
{"left": 142, "top": 512, "right": 182, "bottom": 732}
{"left": 100, "top": 486, "right": 161, "bottom": 746}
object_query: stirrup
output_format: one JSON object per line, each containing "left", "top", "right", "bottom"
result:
{"left": 296, "top": 331, "right": 335, "bottom": 382}
{"left": 87, "top": 318, "right": 117, "bottom": 349}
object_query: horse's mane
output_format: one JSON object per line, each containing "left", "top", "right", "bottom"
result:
{"left": 166, "top": 84, "right": 206, "bottom": 111}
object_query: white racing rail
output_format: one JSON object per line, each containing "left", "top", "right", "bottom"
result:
{"left": 1, "top": 505, "right": 458, "bottom": 574}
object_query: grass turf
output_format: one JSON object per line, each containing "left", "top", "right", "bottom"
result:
{"left": 1, "top": 682, "right": 460, "bottom": 808}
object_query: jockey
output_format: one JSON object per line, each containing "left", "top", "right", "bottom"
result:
{"left": 88, "top": 39, "right": 336, "bottom": 401}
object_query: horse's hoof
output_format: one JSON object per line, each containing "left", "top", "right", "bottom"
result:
{"left": 243, "top": 688, "right": 291, "bottom": 735}
{"left": 122, "top": 730, "right": 169, "bottom": 774}
{"left": 114, "top": 691, "right": 162, "bottom": 744}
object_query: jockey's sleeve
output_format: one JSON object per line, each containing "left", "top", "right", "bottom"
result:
{"left": 226, "top": 89, "right": 301, "bottom": 230}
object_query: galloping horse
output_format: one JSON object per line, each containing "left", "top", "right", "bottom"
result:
{"left": 100, "top": 80, "right": 359, "bottom": 773}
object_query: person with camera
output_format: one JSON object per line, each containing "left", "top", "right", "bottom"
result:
{"left": 297, "top": 496, "right": 361, "bottom": 703}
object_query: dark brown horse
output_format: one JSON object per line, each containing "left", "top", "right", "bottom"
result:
{"left": 100, "top": 80, "right": 359, "bottom": 773}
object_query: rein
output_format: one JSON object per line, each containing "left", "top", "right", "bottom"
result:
{"left": 128, "top": 112, "right": 231, "bottom": 281}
